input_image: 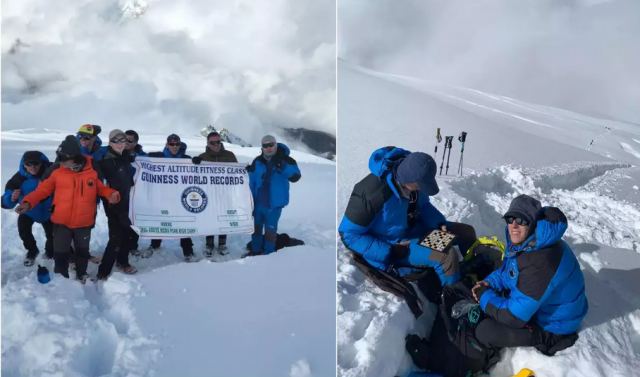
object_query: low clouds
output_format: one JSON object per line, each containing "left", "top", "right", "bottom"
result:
{"left": 1, "top": 0, "right": 336, "bottom": 143}
{"left": 339, "top": 0, "right": 640, "bottom": 124}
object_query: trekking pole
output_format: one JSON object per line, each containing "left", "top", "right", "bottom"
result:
{"left": 439, "top": 137, "right": 448, "bottom": 176}
{"left": 457, "top": 131, "right": 467, "bottom": 176}
{"left": 434, "top": 127, "right": 442, "bottom": 157}
{"left": 444, "top": 136, "right": 453, "bottom": 175}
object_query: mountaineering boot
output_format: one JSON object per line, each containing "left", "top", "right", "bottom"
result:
{"left": 77, "top": 273, "right": 89, "bottom": 284}
{"left": 24, "top": 249, "right": 39, "bottom": 266}
{"left": 217, "top": 244, "right": 229, "bottom": 255}
{"left": 140, "top": 245, "right": 156, "bottom": 258}
{"left": 204, "top": 246, "right": 214, "bottom": 258}
{"left": 116, "top": 263, "right": 138, "bottom": 274}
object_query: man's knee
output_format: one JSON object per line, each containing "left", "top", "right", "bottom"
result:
{"left": 475, "top": 319, "right": 500, "bottom": 347}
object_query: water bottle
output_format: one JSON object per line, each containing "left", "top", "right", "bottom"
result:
{"left": 37, "top": 265, "right": 50, "bottom": 284}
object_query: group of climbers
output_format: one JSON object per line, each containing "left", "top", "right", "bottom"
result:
{"left": 4, "top": 124, "right": 301, "bottom": 283}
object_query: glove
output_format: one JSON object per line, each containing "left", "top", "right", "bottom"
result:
{"left": 15, "top": 202, "right": 31, "bottom": 214}
{"left": 192, "top": 156, "right": 202, "bottom": 165}
{"left": 288, "top": 173, "right": 301, "bottom": 182}
{"left": 390, "top": 243, "right": 410, "bottom": 260}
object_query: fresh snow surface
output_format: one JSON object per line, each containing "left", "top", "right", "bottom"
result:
{"left": 337, "top": 62, "right": 640, "bottom": 377}
{"left": 1, "top": 132, "right": 336, "bottom": 377}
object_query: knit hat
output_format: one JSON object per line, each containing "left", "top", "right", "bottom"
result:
{"left": 261, "top": 135, "right": 276, "bottom": 145}
{"left": 395, "top": 152, "right": 439, "bottom": 195}
{"left": 77, "top": 124, "right": 101, "bottom": 137}
{"left": 23, "top": 151, "right": 42, "bottom": 164}
{"left": 503, "top": 194, "right": 542, "bottom": 226}
{"left": 56, "top": 135, "right": 82, "bottom": 159}
{"left": 167, "top": 134, "right": 181, "bottom": 143}
{"left": 109, "top": 129, "right": 126, "bottom": 141}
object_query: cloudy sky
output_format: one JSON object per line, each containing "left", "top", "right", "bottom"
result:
{"left": 1, "top": 0, "right": 336, "bottom": 143}
{"left": 339, "top": 0, "right": 640, "bottom": 125}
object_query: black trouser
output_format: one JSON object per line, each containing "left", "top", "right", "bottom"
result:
{"left": 475, "top": 318, "right": 540, "bottom": 348}
{"left": 17, "top": 215, "right": 53, "bottom": 258}
{"left": 151, "top": 238, "right": 194, "bottom": 256}
{"left": 98, "top": 210, "right": 133, "bottom": 278}
{"left": 53, "top": 224, "right": 91, "bottom": 279}
{"left": 127, "top": 227, "right": 139, "bottom": 251}
{"left": 205, "top": 235, "right": 227, "bottom": 248}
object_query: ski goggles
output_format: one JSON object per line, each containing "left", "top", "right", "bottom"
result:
{"left": 24, "top": 161, "right": 42, "bottom": 167}
{"left": 262, "top": 142, "right": 275, "bottom": 148}
{"left": 78, "top": 135, "right": 94, "bottom": 141}
{"left": 505, "top": 216, "right": 530, "bottom": 226}
{"left": 208, "top": 140, "right": 222, "bottom": 146}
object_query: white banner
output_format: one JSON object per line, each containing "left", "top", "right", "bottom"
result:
{"left": 129, "top": 157, "right": 254, "bottom": 238}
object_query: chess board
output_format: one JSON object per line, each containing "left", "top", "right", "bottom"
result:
{"left": 418, "top": 229, "right": 457, "bottom": 253}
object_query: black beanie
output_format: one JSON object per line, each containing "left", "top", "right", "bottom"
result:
{"left": 23, "top": 151, "right": 42, "bottom": 164}
{"left": 57, "top": 135, "right": 82, "bottom": 158}
{"left": 503, "top": 194, "right": 542, "bottom": 226}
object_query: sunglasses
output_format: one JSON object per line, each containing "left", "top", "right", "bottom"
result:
{"left": 126, "top": 139, "right": 137, "bottom": 144}
{"left": 24, "top": 161, "right": 42, "bottom": 167}
{"left": 110, "top": 138, "right": 128, "bottom": 144}
{"left": 262, "top": 142, "right": 275, "bottom": 148}
{"left": 208, "top": 140, "right": 221, "bottom": 146}
{"left": 505, "top": 216, "right": 530, "bottom": 226}
{"left": 167, "top": 142, "right": 180, "bottom": 147}
{"left": 78, "top": 135, "right": 94, "bottom": 141}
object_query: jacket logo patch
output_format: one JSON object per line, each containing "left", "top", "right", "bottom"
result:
{"left": 87, "top": 180, "right": 94, "bottom": 187}
{"left": 509, "top": 267, "right": 517, "bottom": 279}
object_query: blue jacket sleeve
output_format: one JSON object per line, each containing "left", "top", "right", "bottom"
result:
{"left": 484, "top": 266, "right": 507, "bottom": 291}
{"left": 479, "top": 286, "right": 541, "bottom": 328}
{"left": 419, "top": 196, "right": 447, "bottom": 230}
{"left": 339, "top": 216, "right": 393, "bottom": 264}
{"left": 2, "top": 189, "right": 18, "bottom": 209}
{"left": 283, "top": 160, "right": 301, "bottom": 182}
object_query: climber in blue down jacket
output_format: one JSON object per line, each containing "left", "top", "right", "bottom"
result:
{"left": 247, "top": 135, "right": 301, "bottom": 256}
{"left": 338, "top": 146, "right": 478, "bottom": 286}
{"left": 2, "top": 151, "right": 54, "bottom": 266}
{"left": 472, "top": 194, "right": 588, "bottom": 355}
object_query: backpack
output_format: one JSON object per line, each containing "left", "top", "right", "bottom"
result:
{"left": 406, "top": 283, "right": 500, "bottom": 377}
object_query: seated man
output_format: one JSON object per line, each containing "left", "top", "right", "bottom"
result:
{"left": 473, "top": 194, "right": 588, "bottom": 354}
{"left": 405, "top": 195, "right": 588, "bottom": 377}
{"left": 339, "top": 146, "right": 477, "bottom": 286}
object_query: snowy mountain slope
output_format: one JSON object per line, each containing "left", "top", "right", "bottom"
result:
{"left": 1, "top": 132, "right": 336, "bottom": 377}
{"left": 337, "top": 61, "right": 640, "bottom": 377}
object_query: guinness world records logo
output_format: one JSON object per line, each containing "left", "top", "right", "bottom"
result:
{"left": 181, "top": 186, "right": 208, "bottom": 213}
